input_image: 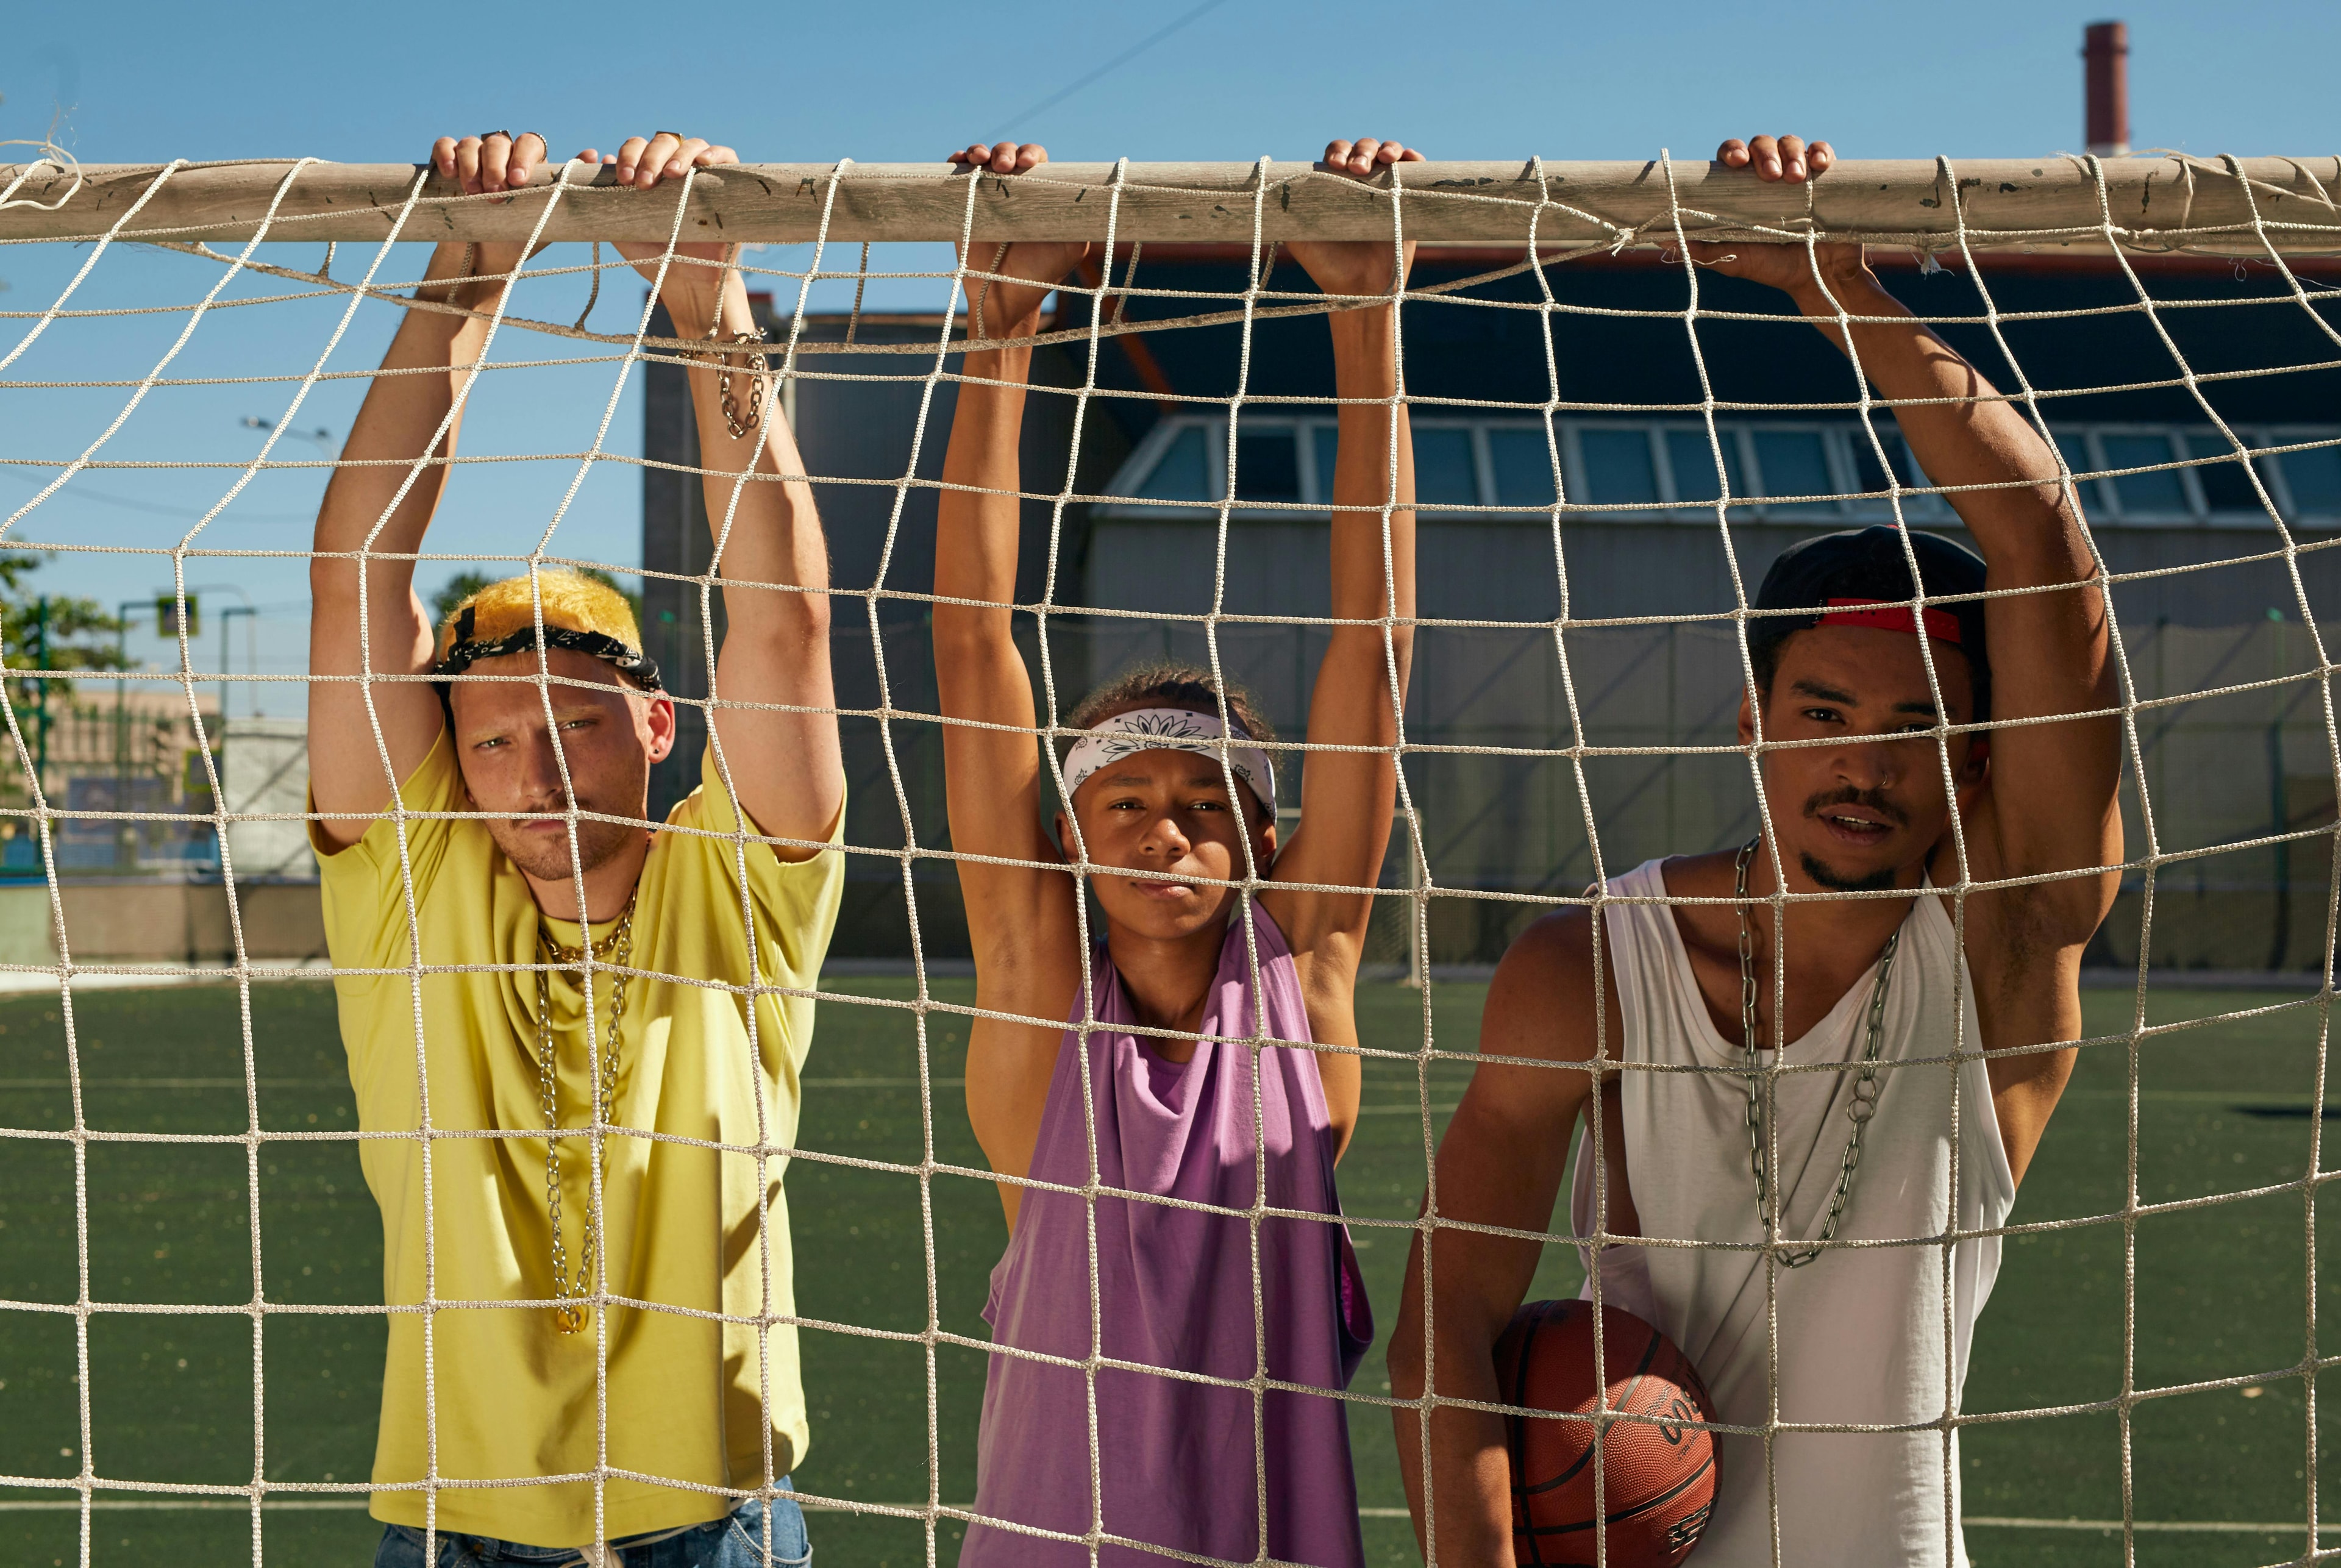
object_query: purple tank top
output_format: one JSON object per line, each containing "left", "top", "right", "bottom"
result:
{"left": 963, "top": 907, "right": 1373, "bottom": 1568}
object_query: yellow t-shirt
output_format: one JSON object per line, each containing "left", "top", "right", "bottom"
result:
{"left": 316, "top": 734, "right": 843, "bottom": 1546}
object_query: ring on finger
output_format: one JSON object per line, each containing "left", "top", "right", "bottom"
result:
{"left": 477, "top": 129, "right": 515, "bottom": 143}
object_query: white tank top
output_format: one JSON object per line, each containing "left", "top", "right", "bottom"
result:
{"left": 1567, "top": 858, "right": 2015, "bottom": 1567}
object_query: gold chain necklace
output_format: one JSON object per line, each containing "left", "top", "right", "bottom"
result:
{"left": 534, "top": 889, "right": 636, "bottom": 1333}
{"left": 1733, "top": 839, "right": 1899, "bottom": 1267}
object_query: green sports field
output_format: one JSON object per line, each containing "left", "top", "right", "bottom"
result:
{"left": 2, "top": 977, "right": 2339, "bottom": 1567}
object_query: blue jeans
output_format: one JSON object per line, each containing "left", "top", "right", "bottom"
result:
{"left": 373, "top": 1489, "right": 809, "bottom": 1567}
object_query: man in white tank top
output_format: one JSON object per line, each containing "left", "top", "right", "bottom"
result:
{"left": 1389, "top": 133, "right": 2123, "bottom": 1567}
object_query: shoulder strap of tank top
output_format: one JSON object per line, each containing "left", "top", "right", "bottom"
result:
{"left": 1905, "top": 875, "right": 1970, "bottom": 978}
{"left": 1589, "top": 860, "right": 1680, "bottom": 1066}
{"left": 1230, "top": 900, "right": 1311, "bottom": 1045}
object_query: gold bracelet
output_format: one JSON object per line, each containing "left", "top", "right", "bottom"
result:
{"left": 707, "top": 327, "right": 766, "bottom": 440}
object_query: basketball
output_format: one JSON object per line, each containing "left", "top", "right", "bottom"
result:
{"left": 1495, "top": 1299, "right": 1719, "bottom": 1567}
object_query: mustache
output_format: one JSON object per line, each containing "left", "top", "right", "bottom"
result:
{"left": 1801, "top": 786, "right": 1909, "bottom": 829}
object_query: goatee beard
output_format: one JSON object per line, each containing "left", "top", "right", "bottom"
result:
{"left": 1800, "top": 852, "right": 1899, "bottom": 894}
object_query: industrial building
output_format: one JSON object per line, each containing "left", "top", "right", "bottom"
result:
{"left": 643, "top": 244, "right": 2341, "bottom": 970}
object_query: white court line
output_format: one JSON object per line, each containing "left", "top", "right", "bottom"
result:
{"left": 0, "top": 1499, "right": 368, "bottom": 1511}
{"left": 0, "top": 1078, "right": 348, "bottom": 1089}
{"left": 0, "top": 1084, "right": 2321, "bottom": 1102}
{"left": 1965, "top": 1516, "right": 2338, "bottom": 1534}
{"left": 0, "top": 1077, "right": 967, "bottom": 1090}
{"left": 0, "top": 1499, "right": 2330, "bottom": 1534}
{"left": 0, "top": 964, "right": 333, "bottom": 996}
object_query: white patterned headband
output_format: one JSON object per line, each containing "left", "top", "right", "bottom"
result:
{"left": 1060, "top": 707, "right": 1276, "bottom": 811}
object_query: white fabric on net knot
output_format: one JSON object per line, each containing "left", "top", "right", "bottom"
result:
{"left": 0, "top": 139, "right": 84, "bottom": 212}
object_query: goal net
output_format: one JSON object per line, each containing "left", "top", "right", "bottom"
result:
{"left": 2, "top": 146, "right": 2340, "bottom": 1567}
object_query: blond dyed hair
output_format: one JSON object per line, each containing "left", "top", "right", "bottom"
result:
{"left": 432, "top": 569, "right": 645, "bottom": 667}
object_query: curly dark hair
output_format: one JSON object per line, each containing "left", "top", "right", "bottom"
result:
{"left": 1065, "top": 662, "right": 1277, "bottom": 743}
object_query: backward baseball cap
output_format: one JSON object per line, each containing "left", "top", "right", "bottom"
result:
{"left": 432, "top": 569, "right": 662, "bottom": 692}
{"left": 1748, "top": 526, "right": 1990, "bottom": 719}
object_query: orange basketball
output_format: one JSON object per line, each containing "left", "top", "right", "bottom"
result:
{"left": 1494, "top": 1299, "right": 1719, "bottom": 1567}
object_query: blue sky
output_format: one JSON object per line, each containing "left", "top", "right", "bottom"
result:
{"left": 3, "top": 0, "right": 2334, "bottom": 716}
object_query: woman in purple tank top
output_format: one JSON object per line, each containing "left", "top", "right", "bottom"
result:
{"left": 929, "top": 135, "right": 1425, "bottom": 1568}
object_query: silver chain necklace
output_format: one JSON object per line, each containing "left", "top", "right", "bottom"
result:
{"left": 535, "top": 890, "right": 636, "bottom": 1333}
{"left": 1733, "top": 839, "right": 1900, "bottom": 1267}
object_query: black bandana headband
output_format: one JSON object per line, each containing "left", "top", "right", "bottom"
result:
{"left": 433, "top": 605, "right": 663, "bottom": 693}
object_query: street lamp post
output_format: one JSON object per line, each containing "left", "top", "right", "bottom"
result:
{"left": 29, "top": 596, "right": 49, "bottom": 797}
{"left": 218, "top": 605, "right": 259, "bottom": 725}
{"left": 115, "top": 599, "right": 141, "bottom": 871}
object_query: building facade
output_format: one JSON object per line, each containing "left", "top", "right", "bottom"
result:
{"left": 644, "top": 251, "right": 2341, "bottom": 968}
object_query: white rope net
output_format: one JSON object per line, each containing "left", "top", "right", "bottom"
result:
{"left": 1, "top": 148, "right": 2340, "bottom": 1568}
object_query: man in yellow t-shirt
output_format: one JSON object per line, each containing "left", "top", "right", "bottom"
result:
{"left": 307, "top": 130, "right": 844, "bottom": 1564}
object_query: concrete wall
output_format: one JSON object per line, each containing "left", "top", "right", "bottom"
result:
{"left": 222, "top": 718, "right": 317, "bottom": 882}
{"left": 1080, "top": 515, "right": 2341, "bottom": 631}
{"left": 0, "top": 880, "right": 326, "bottom": 968}
{"left": 641, "top": 306, "right": 1131, "bottom": 823}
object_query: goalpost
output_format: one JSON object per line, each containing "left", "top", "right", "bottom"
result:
{"left": 3, "top": 146, "right": 2340, "bottom": 1567}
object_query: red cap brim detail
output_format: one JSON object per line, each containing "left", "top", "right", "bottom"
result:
{"left": 1819, "top": 596, "right": 1964, "bottom": 645}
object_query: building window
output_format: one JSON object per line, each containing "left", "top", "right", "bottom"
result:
{"left": 1134, "top": 424, "right": 1212, "bottom": 505}
{"left": 2281, "top": 439, "right": 2341, "bottom": 516}
{"left": 1488, "top": 427, "right": 1561, "bottom": 506}
{"left": 2187, "top": 433, "right": 2268, "bottom": 515}
{"left": 1748, "top": 429, "right": 1837, "bottom": 518}
{"left": 2097, "top": 430, "right": 2193, "bottom": 520}
{"left": 1233, "top": 429, "right": 1299, "bottom": 502}
{"left": 1413, "top": 427, "right": 1480, "bottom": 509}
{"left": 1097, "top": 415, "right": 2341, "bottom": 527}
{"left": 1662, "top": 429, "right": 1744, "bottom": 508}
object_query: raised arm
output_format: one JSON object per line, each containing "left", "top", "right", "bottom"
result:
{"left": 1800, "top": 271, "right": 2117, "bottom": 899}
{"left": 1699, "top": 134, "right": 2121, "bottom": 1167}
{"left": 930, "top": 141, "right": 1092, "bottom": 1216}
{"left": 599, "top": 132, "right": 844, "bottom": 854}
{"left": 1390, "top": 913, "right": 1608, "bottom": 1567}
{"left": 307, "top": 132, "right": 549, "bottom": 847}
{"left": 1258, "top": 136, "right": 1424, "bottom": 1150}
{"left": 1707, "top": 136, "right": 2118, "bottom": 910}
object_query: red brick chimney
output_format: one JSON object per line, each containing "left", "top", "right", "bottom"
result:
{"left": 2084, "top": 21, "right": 2130, "bottom": 157}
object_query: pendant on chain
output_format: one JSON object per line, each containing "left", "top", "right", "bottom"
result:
{"left": 535, "top": 891, "right": 638, "bottom": 1331}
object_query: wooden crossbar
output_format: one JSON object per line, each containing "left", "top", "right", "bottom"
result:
{"left": 2, "top": 157, "right": 2337, "bottom": 254}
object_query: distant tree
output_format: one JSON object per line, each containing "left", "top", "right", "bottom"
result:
{"left": 427, "top": 571, "right": 493, "bottom": 627}
{"left": 428, "top": 566, "right": 643, "bottom": 630}
{"left": 1, "top": 555, "right": 132, "bottom": 713}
